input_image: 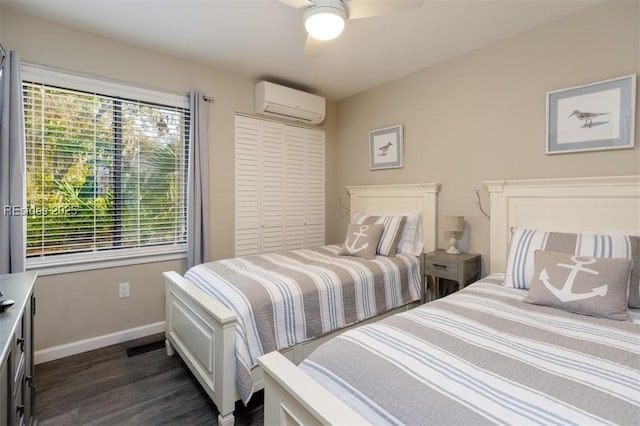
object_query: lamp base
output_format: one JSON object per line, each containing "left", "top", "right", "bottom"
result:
{"left": 446, "top": 235, "right": 460, "bottom": 254}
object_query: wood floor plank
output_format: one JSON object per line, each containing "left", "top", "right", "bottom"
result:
{"left": 34, "top": 334, "right": 264, "bottom": 425}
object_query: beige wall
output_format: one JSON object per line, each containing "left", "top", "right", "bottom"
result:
{"left": 330, "top": 1, "right": 640, "bottom": 274}
{"left": 0, "top": 1, "right": 637, "bottom": 352}
{"left": 0, "top": 8, "right": 337, "bottom": 351}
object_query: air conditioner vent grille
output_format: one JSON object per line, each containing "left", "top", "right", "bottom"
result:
{"left": 255, "top": 81, "right": 325, "bottom": 125}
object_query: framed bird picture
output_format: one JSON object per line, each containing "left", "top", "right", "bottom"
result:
{"left": 369, "top": 125, "right": 403, "bottom": 170}
{"left": 546, "top": 74, "right": 635, "bottom": 154}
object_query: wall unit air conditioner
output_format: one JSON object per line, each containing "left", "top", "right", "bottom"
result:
{"left": 254, "top": 81, "right": 325, "bottom": 125}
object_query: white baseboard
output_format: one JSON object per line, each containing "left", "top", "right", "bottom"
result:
{"left": 35, "top": 321, "right": 166, "bottom": 365}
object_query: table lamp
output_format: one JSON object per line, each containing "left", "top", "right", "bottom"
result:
{"left": 444, "top": 216, "right": 464, "bottom": 254}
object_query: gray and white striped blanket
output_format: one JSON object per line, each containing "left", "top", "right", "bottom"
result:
{"left": 185, "top": 244, "right": 421, "bottom": 403}
{"left": 301, "top": 276, "right": 640, "bottom": 425}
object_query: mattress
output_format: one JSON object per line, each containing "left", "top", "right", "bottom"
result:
{"left": 300, "top": 275, "right": 640, "bottom": 425}
{"left": 185, "top": 244, "right": 421, "bottom": 402}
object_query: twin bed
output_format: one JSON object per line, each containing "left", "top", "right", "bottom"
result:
{"left": 164, "top": 175, "right": 640, "bottom": 425}
{"left": 163, "top": 182, "right": 440, "bottom": 425}
{"left": 258, "top": 175, "right": 640, "bottom": 425}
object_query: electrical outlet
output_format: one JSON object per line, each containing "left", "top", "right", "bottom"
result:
{"left": 119, "top": 282, "right": 130, "bottom": 298}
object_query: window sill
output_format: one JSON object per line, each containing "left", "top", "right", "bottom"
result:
{"left": 26, "top": 247, "right": 187, "bottom": 276}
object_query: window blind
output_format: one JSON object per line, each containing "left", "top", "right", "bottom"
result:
{"left": 23, "top": 81, "right": 190, "bottom": 259}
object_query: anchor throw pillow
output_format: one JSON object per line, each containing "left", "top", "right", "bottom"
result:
{"left": 504, "top": 228, "right": 640, "bottom": 309}
{"left": 524, "top": 250, "right": 632, "bottom": 320}
{"left": 352, "top": 212, "right": 407, "bottom": 257}
{"left": 340, "top": 223, "right": 384, "bottom": 260}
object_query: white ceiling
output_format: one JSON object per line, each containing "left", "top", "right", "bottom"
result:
{"left": 2, "top": 0, "right": 603, "bottom": 100}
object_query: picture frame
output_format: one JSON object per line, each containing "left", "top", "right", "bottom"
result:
{"left": 369, "top": 125, "right": 403, "bottom": 170}
{"left": 546, "top": 74, "right": 636, "bottom": 154}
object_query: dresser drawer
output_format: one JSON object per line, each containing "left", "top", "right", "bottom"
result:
{"left": 11, "top": 317, "right": 25, "bottom": 382}
{"left": 13, "top": 351, "right": 24, "bottom": 390}
{"left": 424, "top": 258, "right": 459, "bottom": 281}
{"left": 13, "top": 374, "right": 24, "bottom": 426}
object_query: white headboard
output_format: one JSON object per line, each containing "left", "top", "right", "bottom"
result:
{"left": 485, "top": 175, "right": 640, "bottom": 273}
{"left": 346, "top": 183, "right": 440, "bottom": 254}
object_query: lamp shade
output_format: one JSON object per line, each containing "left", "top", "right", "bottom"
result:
{"left": 304, "top": 4, "right": 346, "bottom": 41}
{"left": 444, "top": 216, "right": 464, "bottom": 233}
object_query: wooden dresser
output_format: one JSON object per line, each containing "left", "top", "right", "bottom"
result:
{"left": 0, "top": 271, "right": 36, "bottom": 426}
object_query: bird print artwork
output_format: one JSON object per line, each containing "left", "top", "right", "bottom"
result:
{"left": 568, "top": 110, "right": 609, "bottom": 128}
{"left": 378, "top": 142, "right": 393, "bottom": 156}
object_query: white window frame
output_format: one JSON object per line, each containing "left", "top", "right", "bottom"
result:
{"left": 22, "top": 63, "right": 190, "bottom": 275}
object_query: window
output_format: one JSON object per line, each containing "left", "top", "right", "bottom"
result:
{"left": 22, "top": 65, "right": 190, "bottom": 268}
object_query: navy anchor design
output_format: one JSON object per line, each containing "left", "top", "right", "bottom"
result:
{"left": 539, "top": 255, "right": 608, "bottom": 302}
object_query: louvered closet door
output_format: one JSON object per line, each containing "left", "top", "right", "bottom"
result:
{"left": 283, "top": 126, "right": 308, "bottom": 249}
{"left": 235, "top": 115, "right": 261, "bottom": 256}
{"left": 304, "top": 127, "right": 325, "bottom": 247}
{"left": 259, "top": 120, "right": 285, "bottom": 253}
{"left": 235, "top": 115, "right": 324, "bottom": 256}
{"left": 284, "top": 125, "right": 325, "bottom": 249}
{"left": 234, "top": 116, "right": 285, "bottom": 255}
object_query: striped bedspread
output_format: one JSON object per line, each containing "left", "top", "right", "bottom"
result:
{"left": 301, "top": 275, "right": 640, "bottom": 425}
{"left": 185, "top": 244, "right": 421, "bottom": 403}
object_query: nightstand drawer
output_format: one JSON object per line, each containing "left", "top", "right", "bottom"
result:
{"left": 424, "top": 258, "right": 459, "bottom": 281}
{"left": 423, "top": 250, "right": 481, "bottom": 301}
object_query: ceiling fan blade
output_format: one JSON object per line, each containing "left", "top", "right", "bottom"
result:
{"left": 278, "top": 0, "right": 314, "bottom": 9}
{"left": 347, "top": 0, "right": 423, "bottom": 20}
{"left": 303, "top": 35, "right": 323, "bottom": 58}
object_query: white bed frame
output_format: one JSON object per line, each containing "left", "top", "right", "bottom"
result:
{"left": 163, "top": 182, "right": 439, "bottom": 426}
{"left": 258, "top": 175, "right": 640, "bottom": 426}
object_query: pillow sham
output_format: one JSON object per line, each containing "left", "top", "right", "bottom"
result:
{"left": 365, "top": 209, "right": 423, "bottom": 256}
{"left": 524, "top": 250, "right": 632, "bottom": 321}
{"left": 397, "top": 210, "right": 423, "bottom": 256}
{"left": 352, "top": 212, "right": 407, "bottom": 256}
{"left": 504, "top": 228, "right": 639, "bottom": 308}
{"left": 339, "top": 223, "right": 384, "bottom": 260}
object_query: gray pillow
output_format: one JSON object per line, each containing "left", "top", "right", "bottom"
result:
{"left": 504, "top": 229, "right": 640, "bottom": 310}
{"left": 524, "top": 250, "right": 632, "bottom": 321}
{"left": 340, "top": 223, "right": 384, "bottom": 260}
{"left": 352, "top": 212, "right": 407, "bottom": 257}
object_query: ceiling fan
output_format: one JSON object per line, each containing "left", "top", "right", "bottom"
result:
{"left": 278, "top": 0, "right": 423, "bottom": 55}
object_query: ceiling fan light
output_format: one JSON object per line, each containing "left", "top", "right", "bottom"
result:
{"left": 304, "top": 5, "right": 346, "bottom": 41}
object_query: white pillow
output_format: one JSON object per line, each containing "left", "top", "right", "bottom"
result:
{"left": 396, "top": 210, "right": 423, "bottom": 256}
{"left": 353, "top": 210, "right": 423, "bottom": 256}
{"left": 504, "top": 228, "right": 636, "bottom": 294}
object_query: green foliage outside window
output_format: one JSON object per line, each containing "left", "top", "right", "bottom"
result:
{"left": 23, "top": 84, "right": 189, "bottom": 257}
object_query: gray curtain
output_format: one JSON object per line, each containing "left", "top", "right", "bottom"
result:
{"left": 0, "top": 51, "right": 26, "bottom": 274}
{"left": 187, "top": 91, "right": 210, "bottom": 268}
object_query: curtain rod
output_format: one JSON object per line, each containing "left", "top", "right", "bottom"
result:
{"left": 202, "top": 95, "right": 215, "bottom": 103}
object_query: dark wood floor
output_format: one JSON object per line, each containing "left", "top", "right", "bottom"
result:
{"left": 34, "top": 334, "right": 264, "bottom": 425}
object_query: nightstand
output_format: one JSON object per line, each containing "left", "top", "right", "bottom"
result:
{"left": 423, "top": 250, "right": 481, "bottom": 301}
